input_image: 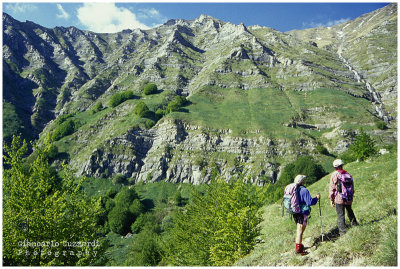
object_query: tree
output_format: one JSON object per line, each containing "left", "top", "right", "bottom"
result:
{"left": 166, "top": 96, "right": 187, "bottom": 113}
{"left": 51, "top": 118, "right": 78, "bottom": 141}
{"left": 349, "top": 130, "right": 377, "bottom": 161}
{"left": 90, "top": 102, "right": 103, "bottom": 114}
{"left": 162, "top": 176, "right": 264, "bottom": 266}
{"left": 134, "top": 101, "right": 150, "bottom": 118}
{"left": 110, "top": 90, "right": 134, "bottom": 108}
{"left": 143, "top": 83, "right": 158, "bottom": 95}
{"left": 114, "top": 186, "right": 140, "bottom": 205}
{"left": 3, "top": 135, "right": 104, "bottom": 266}
{"left": 125, "top": 226, "right": 163, "bottom": 266}
{"left": 108, "top": 205, "right": 133, "bottom": 235}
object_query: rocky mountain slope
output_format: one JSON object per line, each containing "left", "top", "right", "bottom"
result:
{"left": 2, "top": 4, "right": 397, "bottom": 184}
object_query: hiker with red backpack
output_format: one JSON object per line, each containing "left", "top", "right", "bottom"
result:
{"left": 282, "top": 175, "right": 320, "bottom": 255}
{"left": 329, "top": 159, "right": 358, "bottom": 236}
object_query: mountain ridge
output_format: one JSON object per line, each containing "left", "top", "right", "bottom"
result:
{"left": 2, "top": 4, "right": 397, "bottom": 183}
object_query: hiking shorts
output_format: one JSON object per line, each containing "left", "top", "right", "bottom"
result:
{"left": 293, "top": 213, "right": 308, "bottom": 226}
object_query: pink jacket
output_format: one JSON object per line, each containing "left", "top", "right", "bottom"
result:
{"left": 329, "top": 170, "right": 353, "bottom": 205}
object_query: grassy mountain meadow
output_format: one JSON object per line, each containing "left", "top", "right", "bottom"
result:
{"left": 237, "top": 150, "right": 397, "bottom": 266}
{"left": 2, "top": 3, "right": 397, "bottom": 266}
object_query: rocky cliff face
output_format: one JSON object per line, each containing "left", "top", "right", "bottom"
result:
{"left": 3, "top": 4, "right": 397, "bottom": 184}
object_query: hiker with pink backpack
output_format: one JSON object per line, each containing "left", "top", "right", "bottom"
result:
{"left": 329, "top": 159, "right": 358, "bottom": 236}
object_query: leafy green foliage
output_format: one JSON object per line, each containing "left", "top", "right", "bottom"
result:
{"left": 108, "top": 206, "right": 133, "bottom": 235}
{"left": 3, "top": 135, "right": 104, "bottom": 266}
{"left": 112, "top": 174, "right": 127, "bottom": 185}
{"left": 316, "top": 144, "right": 330, "bottom": 155}
{"left": 143, "top": 83, "right": 158, "bottom": 95}
{"left": 134, "top": 101, "right": 150, "bottom": 118}
{"left": 162, "top": 176, "right": 265, "bottom": 266}
{"left": 90, "top": 102, "right": 103, "bottom": 115}
{"left": 267, "top": 156, "right": 327, "bottom": 203}
{"left": 124, "top": 226, "right": 163, "bottom": 266}
{"left": 348, "top": 130, "right": 377, "bottom": 161}
{"left": 166, "top": 96, "right": 187, "bottom": 113}
{"left": 145, "top": 119, "right": 155, "bottom": 129}
{"left": 109, "top": 90, "right": 134, "bottom": 108}
{"left": 3, "top": 102, "right": 23, "bottom": 140}
{"left": 106, "top": 187, "right": 144, "bottom": 235}
{"left": 51, "top": 118, "right": 80, "bottom": 141}
{"left": 375, "top": 121, "right": 387, "bottom": 130}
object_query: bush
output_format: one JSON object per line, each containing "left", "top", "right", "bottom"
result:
{"left": 134, "top": 101, "right": 150, "bottom": 118}
{"left": 90, "top": 102, "right": 103, "bottom": 114}
{"left": 106, "top": 188, "right": 118, "bottom": 199}
{"left": 108, "top": 205, "right": 133, "bottom": 235}
{"left": 145, "top": 119, "right": 155, "bottom": 129}
{"left": 348, "top": 130, "right": 377, "bottom": 161}
{"left": 130, "top": 212, "right": 156, "bottom": 234}
{"left": 124, "top": 227, "right": 163, "bottom": 266}
{"left": 129, "top": 199, "right": 145, "bottom": 218}
{"left": 155, "top": 109, "right": 165, "bottom": 119}
{"left": 114, "top": 187, "right": 140, "bottom": 206}
{"left": 278, "top": 156, "right": 327, "bottom": 189}
{"left": 110, "top": 90, "right": 134, "bottom": 108}
{"left": 375, "top": 121, "right": 387, "bottom": 130}
{"left": 143, "top": 83, "right": 158, "bottom": 95}
{"left": 316, "top": 144, "right": 329, "bottom": 155}
{"left": 163, "top": 177, "right": 264, "bottom": 266}
{"left": 52, "top": 118, "right": 79, "bottom": 141}
{"left": 112, "top": 174, "right": 127, "bottom": 185}
{"left": 166, "top": 96, "right": 187, "bottom": 113}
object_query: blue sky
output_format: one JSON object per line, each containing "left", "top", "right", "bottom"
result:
{"left": 2, "top": 2, "right": 390, "bottom": 33}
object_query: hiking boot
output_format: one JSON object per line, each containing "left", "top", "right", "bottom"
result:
{"left": 295, "top": 244, "right": 309, "bottom": 256}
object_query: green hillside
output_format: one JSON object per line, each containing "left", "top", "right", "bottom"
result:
{"left": 236, "top": 151, "right": 397, "bottom": 266}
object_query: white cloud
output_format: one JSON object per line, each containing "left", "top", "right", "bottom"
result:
{"left": 137, "top": 8, "right": 168, "bottom": 28}
{"left": 77, "top": 3, "right": 149, "bottom": 33}
{"left": 56, "top": 4, "right": 70, "bottom": 20}
{"left": 302, "top": 18, "right": 350, "bottom": 29}
{"left": 5, "top": 3, "right": 38, "bottom": 14}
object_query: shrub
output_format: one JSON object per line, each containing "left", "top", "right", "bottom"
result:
{"left": 90, "top": 102, "right": 103, "bottom": 114}
{"left": 163, "top": 177, "right": 264, "bottom": 266}
{"left": 108, "top": 205, "right": 133, "bottom": 235}
{"left": 145, "top": 119, "right": 155, "bottom": 129}
{"left": 143, "top": 83, "right": 158, "bottom": 95}
{"left": 129, "top": 199, "right": 145, "bottom": 218}
{"left": 155, "top": 109, "right": 165, "bottom": 119}
{"left": 106, "top": 188, "right": 118, "bottom": 199}
{"left": 110, "top": 90, "right": 134, "bottom": 108}
{"left": 52, "top": 118, "right": 79, "bottom": 141}
{"left": 278, "top": 156, "right": 327, "bottom": 188}
{"left": 124, "top": 226, "right": 163, "bottom": 266}
{"left": 348, "top": 130, "right": 377, "bottom": 161}
{"left": 114, "top": 187, "right": 140, "bottom": 206}
{"left": 316, "top": 144, "right": 329, "bottom": 155}
{"left": 134, "top": 101, "right": 150, "bottom": 118}
{"left": 112, "top": 174, "right": 127, "bottom": 185}
{"left": 166, "top": 96, "right": 187, "bottom": 113}
{"left": 130, "top": 212, "right": 156, "bottom": 234}
{"left": 375, "top": 121, "right": 387, "bottom": 130}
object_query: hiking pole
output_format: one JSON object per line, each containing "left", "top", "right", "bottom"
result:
{"left": 318, "top": 193, "right": 324, "bottom": 242}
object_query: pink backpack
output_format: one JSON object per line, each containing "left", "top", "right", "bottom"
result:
{"left": 282, "top": 183, "right": 301, "bottom": 218}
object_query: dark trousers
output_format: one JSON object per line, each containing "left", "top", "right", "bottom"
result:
{"left": 336, "top": 204, "right": 358, "bottom": 235}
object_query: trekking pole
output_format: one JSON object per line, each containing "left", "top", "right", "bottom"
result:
{"left": 318, "top": 193, "right": 324, "bottom": 242}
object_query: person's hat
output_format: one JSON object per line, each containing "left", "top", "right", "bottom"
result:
{"left": 294, "top": 175, "right": 306, "bottom": 185}
{"left": 333, "top": 159, "right": 344, "bottom": 168}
